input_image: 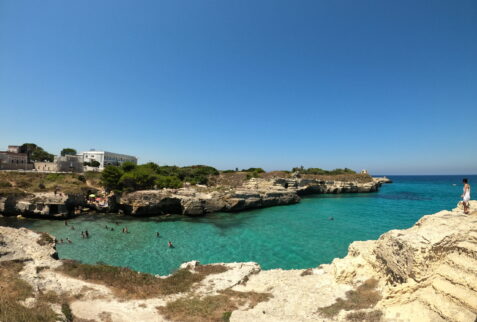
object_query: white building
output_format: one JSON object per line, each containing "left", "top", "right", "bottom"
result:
{"left": 81, "top": 150, "right": 137, "bottom": 171}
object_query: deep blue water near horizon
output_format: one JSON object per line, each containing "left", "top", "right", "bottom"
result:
{"left": 1, "top": 175, "right": 474, "bottom": 275}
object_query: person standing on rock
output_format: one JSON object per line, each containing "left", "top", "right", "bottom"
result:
{"left": 462, "top": 178, "right": 471, "bottom": 214}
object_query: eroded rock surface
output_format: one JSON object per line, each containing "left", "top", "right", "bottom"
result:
{"left": 119, "top": 177, "right": 381, "bottom": 216}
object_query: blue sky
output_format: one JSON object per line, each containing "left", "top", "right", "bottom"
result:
{"left": 1, "top": 0, "right": 476, "bottom": 174}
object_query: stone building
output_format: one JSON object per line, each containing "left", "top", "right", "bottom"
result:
{"left": 55, "top": 155, "right": 84, "bottom": 173}
{"left": 0, "top": 146, "right": 33, "bottom": 170}
{"left": 33, "top": 162, "right": 58, "bottom": 172}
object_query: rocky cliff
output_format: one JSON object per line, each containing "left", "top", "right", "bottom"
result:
{"left": 0, "top": 192, "right": 85, "bottom": 218}
{"left": 1, "top": 201, "right": 475, "bottom": 321}
{"left": 0, "top": 176, "right": 383, "bottom": 218}
{"left": 119, "top": 177, "right": 382, "bottom": 216}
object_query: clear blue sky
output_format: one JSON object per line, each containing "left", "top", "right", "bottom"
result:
{"left": 1, "top": 0, "right": 476, "bottom": 174}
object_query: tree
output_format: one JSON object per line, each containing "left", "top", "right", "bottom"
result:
{"left": 119, "top": 167, "right": 157, "bottom": 191}
{"left": 20, "top": 143, "right": 54, "bottom": 162}
{"left": 84, "top": 160, "right": 100, "bottom": 168}
{"left": 121, "top": 161, "right": 137, "bottom": 172}
{"left": 155, "top": 175, "right": 182, "bottom": 189}
{"left": 61, "top": 148, "right": 77, "bottom": 156}
{"left": 101, "top": 166, "right": 124, "bottom": 191}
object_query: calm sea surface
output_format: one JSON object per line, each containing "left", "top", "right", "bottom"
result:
{"left": 1, "top": 175, "right": 474, "bottom": 275}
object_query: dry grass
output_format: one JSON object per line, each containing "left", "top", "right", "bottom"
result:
{"left": 300, "top": 268, "right": 313, "bottom": 276}
{"left": 317, "top": 279, "right": 381, "bottom": 318}
{"left": 195, "top": 264, "right": 229, "bottom": 275}
{"left": 209, "top": 172, "right": 250, "bottom": 188}
{"left": 301, "top": 173, "right": 373, "bottom": 183}
{"left": 0, "top": 260, "right": 59, "bottom": 322}
{"left": 36, "top": 232, "right": 54, "bottom": 246}
{"left": 346, "top": 309, "right": 383, "bottom": 322}
{"left": 57, "top": 260, "right": 229, "bottom": 299}
{"left": 157, "top": 289, "right": 272, "bottom": 322}
{"left": 0, "top": 172, "right": 92, "bottom": 195}
{"left": 208, "top": 172, "right": 372, "bottom": 188}
{"left": 260, "top": 171, "right": 290, "bottom": 179}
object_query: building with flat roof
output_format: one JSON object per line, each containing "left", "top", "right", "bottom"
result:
{"left": 0, "top": 146, "right": 33, "bottom": 170}
{"left": 81, "top": 150, "right": 137, "bottom": 171}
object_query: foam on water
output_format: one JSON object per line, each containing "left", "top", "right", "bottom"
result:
{"left": 1, "top": 175, "right": 474, "bottom": 275}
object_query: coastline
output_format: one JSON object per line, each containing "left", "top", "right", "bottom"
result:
{"left": 0, "top": 200, "right": 475, "bottom": 321}
{"left": 0, "top": 175, "right": 390, "bottom": 219}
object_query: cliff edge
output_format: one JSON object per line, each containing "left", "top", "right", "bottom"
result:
{"left": 0, "top": 201, "right": 475, "bottom": 321}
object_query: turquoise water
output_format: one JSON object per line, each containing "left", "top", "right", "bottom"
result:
{"left": 1, "top": 175, "right": 474, "bottom": 275}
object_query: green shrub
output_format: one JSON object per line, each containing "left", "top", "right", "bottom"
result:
{"left": 0, "top": 181, "right": 12, "bottom": 188}
{"left": 101, "top": 166, "right": 124, "bottom": 191}
{"left": 60, "top": 148, "right": 77, "bottom": 156}
{"left": 101, "top": 163, "right": 220, "bottom": 192}
{"left": 61, "top": 303, "right": 74, "bottom": 322}
{"left": 46, "top": 173, "right": 64, "bottom": 181}
{"left": 155, "top": 175, "right": 183, "bottom": 189}
{"left": 84, "top": 160, "right": 100, "bottom": 167}
{"left": 242, "top": 168, "right": 265, "bottom": 173}
{"left": 121, "top": 161, "right": 137, "bottom": 172}
{"left": 119, "top": 167, "right": 157, "bottom": 191}
{"left": 292, "top": 167, "right": 356, "bottom": 175}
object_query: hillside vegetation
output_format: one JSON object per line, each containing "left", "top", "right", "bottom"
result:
{"left": 0, "top": 165, "right": 371, "bottom": 195}
{"left": 0, "top": 172, "right": 100, "bottom": 196}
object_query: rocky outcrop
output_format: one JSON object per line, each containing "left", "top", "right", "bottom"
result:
{"left": 1, "top": 176, "right": 385, "bottom": 218}
{"left": 1, "top": 201, "right": 476, "bottom": 321}
{"left": 119, "top": 186, "right": 300, "bottom": 216}
{"left": 0, "top": 192, "right": 85, "bottom": 218}
{"left": 119, "top": 177, "right": 383, "bottom": 216}
{"left": 233, "top": 201, "right": 477, "bottom": 322}
{"left": 373, "top": 176, "right": 393, "bottom": 184}
{"left": 251, "top": 177, "right": 382, "bottom": 195}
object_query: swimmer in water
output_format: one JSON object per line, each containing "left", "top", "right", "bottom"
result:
{"left": 156, "top": 232, "right": 160, "bottom": 237}
{"left": 168, "top": 241, "right": 174, "bottom": 248}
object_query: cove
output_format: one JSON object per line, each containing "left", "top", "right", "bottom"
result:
{"left": 0, "top": 175, "right": 472, "bottom": 276}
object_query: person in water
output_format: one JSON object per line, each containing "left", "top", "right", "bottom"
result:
{"left": 85, "top": 230, "right": 90, "bottom": 238}
{"left": 168, "top": 241, "right": 174, "bottom": 248}
{"left": 66, "top": 238, "right": 72, "bottom": 244}
{"left": 462, "top": 178, "right": 471, "bottom": 214}
{"left": 81, "top": 231, "right": 85, "bottom": 239}
{"left": 156, "top": 232, "right": 160, "bottom": 237}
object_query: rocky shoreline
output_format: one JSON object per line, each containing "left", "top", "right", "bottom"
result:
{"left": 0, "top": 201, "right": 475, "bottom": 321}
{"left": 0, "top": 176, "right": 390, "bottom": 218}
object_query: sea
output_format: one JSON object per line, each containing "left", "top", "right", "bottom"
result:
{"left": 0, "top": 175, "right": 474, "bottom": 276}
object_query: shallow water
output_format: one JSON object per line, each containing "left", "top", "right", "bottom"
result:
{"left": 1, "top": 175, "right": 474, "bottom": 275}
